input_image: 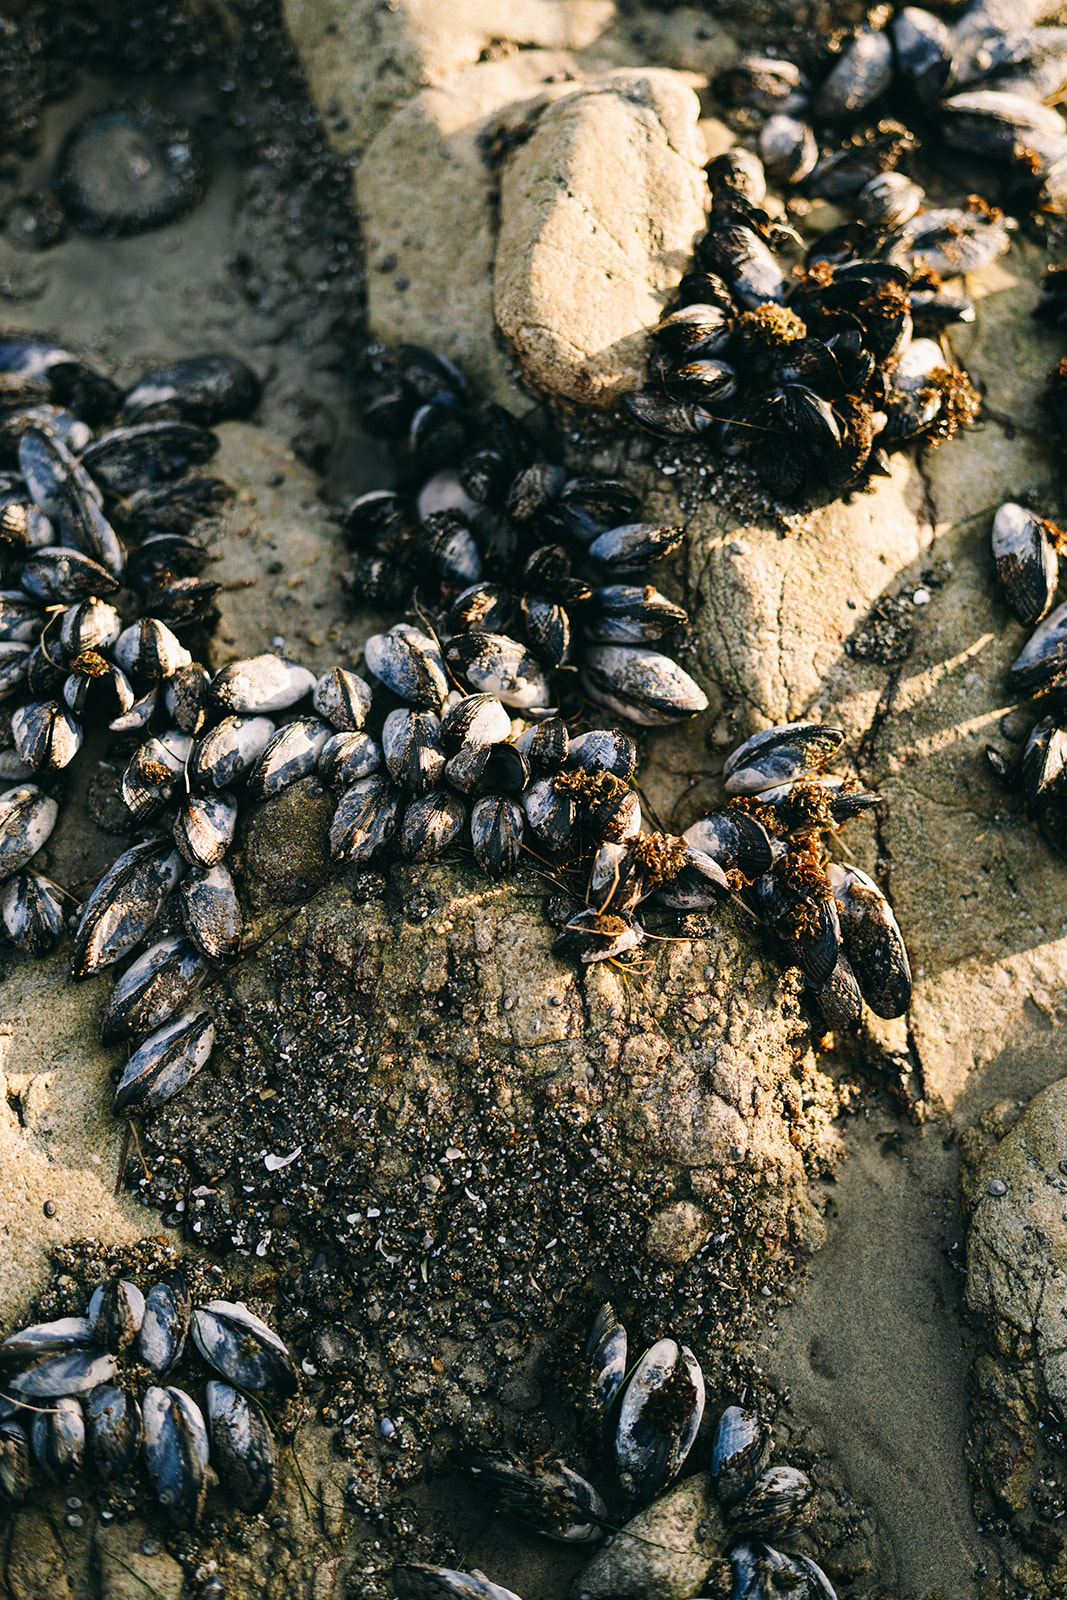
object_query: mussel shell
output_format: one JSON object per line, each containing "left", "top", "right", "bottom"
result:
{"left": 469, "top": 795, "right": 525, "bottom": 878}
{"left": 553, "top": 908, "right": 644, "bottom": 963}
{"left": 614, "top": 1337, "right": 705, "bottom": 1500}
{"left": 400, "top": 789, "right": 467, "bottom": 861}
{"left": 444, "top": 632, "right": 551, "bottom": 711}
{"left": 191, "top": 1300, "right": 298, "bottom": 1395}
{"left": 440, "top": 693, "right": 513, "bottom": 754}
{"left": 364, "top": 624, "right": 449, "bottom": 711}
{"left": 444, "top": 741, "right": 528, "bottom": 797}
{"left": 724, "top": 722, "right": 844, "bottom": 795}
{"left": 122, "top": 354, "right": 260, "bottom": 425}
{"left": 992, "top": 501, "right": 1059, "bottom": 626}
{"left": 0, "top": 1421, "right": 32, "bottom": 1502}
{"left": 173, "top": 790, "right": 238, "bottom": 867}
{"left": 710, "top": 1405, "right": 773, "bottom": 1504}
{"left": 318, "top": 730, "right": 383, "bottom": 788}
{"left": 813, "top": 26, "right": 895, "bottom": 120}
{"left": 724, "top": 1463, "right": 818, "bottom": 1538}
{"left": 0, "top": 641, "right": 34, "bottom": 703}
{"left": 205, "top": 1381, "right": 275, "bottom": 1514}
{"left": 6, "top": 1348, "right": 119, "bottom": 1399}
{"left": 87, "top": 1279, "right": 145, "bottom": 1354}
{"left": 513, "top": 715, "right": 568, "bottom": 775}
{"left": 179, "top": 865, "right": 241, "bottom": 963}
{"left": 567, "top": 728, "right": 637, "bottom": 780}
{"left": 244, "top": 717, "right": 331, "bottom": 802}
{"left": 0, "top": 1316, "right": 94, "bottom": 1369}
{"left": 312, "top": 666, "right": 372, "bottom": 731}
{"left": 683, "top": 811, "right": 773, "bottom": 877}
{"left": 191, "top": 714, "right": 276, "bottom": 788}
{"left": 137, "top": 1272, "right": 190, "bottom": 1374}
{"left": 1011, "top": 598, "right": 1067, "bottom": 690}
{"left": 829, "top": 862, "right": 912, "bottom": 1018}
{"left": 71, "top": 839, "right": 185, "bottom": 980}
{"left": 86, "top": 1383, "right": 143, "bottom": 1479}
{"left": 142, "top": 1385, "right": 209, "bottom": 1529}
{"left": 580, "top": 646, "right": 708, "bottom": 726}
{"left": 0, "top": 870, "right": 65, "bottom": 955}
{"left": 522, "top": 776, "right": 574, "bottom": 848}
{"left": 112, "top": 617, "right": 191, "bottom": 684}
{"left": 0, "top": 783, "right": 58, "bottom": 874}
{"left": 11, "top": 699, "right": 83, "bottom": 772}
{"left": 586, "top": 1302, "right": 627, "bottom": 1415}
{"left": 587, "top": 522, "right": 685, "bottom": 572}
{"left": 209, "top": 653, "right": 316, "bottom": 715}
{"left": 330, "top": 776, "right": 403, "bottom": 862}
{"left": 391, "top": 1567, "right": 523, "bottom": 1600}
{"left": 654, "top": 846, "right": 730, "bottom": 908}
{"left": 30, "top": 1395, "right": 85, "bottom": 1481}
{"left": 452, "top": 1448, "right": 607, "bottom": 1543}
{"left": 113, "top": 1009, "right": 216, "bottom": 1112}
{"left": 812, "top": 950, "right": 864, "bottom": 1032}
{"left": 382, "top": 708, "right": 446, "bottom": 795}
{"left": 99, "top": 935, "right": 209, "bottom": 1045}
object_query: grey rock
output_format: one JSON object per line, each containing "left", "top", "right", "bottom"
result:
{"left": 573, "top": 1471, "right": 726, "bottom": 1598}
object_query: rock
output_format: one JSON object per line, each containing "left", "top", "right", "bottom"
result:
{"left": 644, "top": 1199, "right": 712, "bottom": 1264}
{"left": 494, "top": 70, "right": 708, "bottom": 405}
{"left": 4, "top": 1509, "right": 70, "bottom": 1600}
{"left": 281, "top": 0, "right": 614, "bottom": 157}
{"left": 356, "top": 52, "right": 578, "bottom": 408}
{"left": 242, "top": 774, "right": 336, "bottom": 911}
{"left": 95, "top": 1520, "right": 185, "bottom": 1600}
{"left": 964, "top": 1077, "right": 1067, "bottom": 1418}
{"left": 573, "top": 1471, "right": 726, "bottom": 1599}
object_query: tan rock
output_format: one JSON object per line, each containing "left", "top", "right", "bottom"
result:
{"left": 357, "top": 51, "right": 579, "bottom": 408}
{"left": 573, "top": 1471, "right": 726, "bottom": 1598}
{"left": 494, "top": 69, "right": 708, "bottom": 405}
{"left": 282, "top": 0, "right": 614, "bottom": 156}
{"left": 645, "top": 1198, "right": 713, "bottom": 1263}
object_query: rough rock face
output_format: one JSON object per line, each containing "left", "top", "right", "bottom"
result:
{"left": 573, "top": 1472, "right": 727, "bottom": 1599}
{"left": 494, "top": 70, "right": 708, "bottom": 405}
{"left": 961, "top": 1088, "right": 1067, "bottom": 1596}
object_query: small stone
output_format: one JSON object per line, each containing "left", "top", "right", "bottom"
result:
{"left": 987, "top": 1178, "right": 1007, "bottom": 1196}
{"left": 644, "top": 1200, "right": 713, "bottom": 1265}
{"left": 573, "top": 1471, "right": 726, "bottom": 1599}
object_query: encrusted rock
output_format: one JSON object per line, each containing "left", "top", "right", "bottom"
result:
{"left": 494, "top": 70, "right": 708, "bottom": 405}
{"left": 573, "top": 1470, "right": 726, "bottom": 1599}
{"left": 644, "top": 1198, "right": 713, "bottom": 1264}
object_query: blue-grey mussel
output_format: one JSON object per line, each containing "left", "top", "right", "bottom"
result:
{"left": 0, "top": 1271, "right": 293, "bottom": 1521}
{"left": 440, "top": 1304, "right": 831, "bottom": 1600}
{"left": 622, "top": 144, "right": 984, "bottom": 501}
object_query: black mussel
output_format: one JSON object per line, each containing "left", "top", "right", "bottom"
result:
{"left": 0, "top": 783, "right": 58, "bottom": 874}
{"left": 453, "top": 1448, "right": 607, "bottom": 1543}
{"left": 587, "top": 1302, "right": 627, "bottom": 1416}
{"left": 1020, "top": 716, "right": 1067, "bottom": 817}
{"left": 445, "top": 582, "right": 519, "bottom": 637}
{"left": 580, "top": 645, "right": 708, "bottom": 726}
{"left": 192, "top": 1300, "right": 298, "bottom": 1395}
{"left": 20, "top": 545, "right": 119, "bottom": 604}
{"left": 19, "top": 429, "right": 124, "bottom": 577}
{"left": 245, "top": 717, "right": 331, "bottom": 802}
{"left": 1011, "top": 599, "right": 1067, "bottom": 690}
{"left": 87, "top": 1279, "right": 145, "bottom": 1354}
{"left": 614, "top": 1338, "right": 704, "bottom": 1500}
{"left": 418, "top": 509, "right": 483, "bottom": 586}
{"left": 755, "top": 857, "right": 842, "bottom": 987}
{"left": 81, "top": 420, "right": 218, "bottom": 494}
{"left": 513, "top": 714, "right": 568, "bottom": 775}
{"left": 654, "top": 846, "right": 730, "bottom": 908}
{"left": 724, "top": 722, "right": 844, "bottom": 795}
{"left": 444, "top": 632, "right": 551, "bottom": 711}
{"left": 0, "top": 590, "right": 45, "bottom": 643}
{"left": 122, "top": 730, "right": 192, "bottom": 821}
{"left": 725, "top": 1463, "right": 818, "bottom": 1538}
{"left": 400, "top": 789, "right": 468, "bottom": 861}
{"left": 714, "top": 56, "right": 810, "bottom": 116}
{"left": 621, "top": 390, "right": 715, "bottom": 438}
{"left": 173, "top": 790, "right": 238, "bottom": 867}
{"left": 891, "top": 7, "right": 955, "bottom": 105}
{"left": 855, "top": 171, "right": 924, "bottom": 228}
{"left": 63, "top": 651, "right": 135, "bottom": 723}
{"left": 6, "top": 1348, "right": 119, "bottom": 1399}
{"left": 137, "top": 1273, "right": 190, "bottom": 1374}
{"left": 191, "top": 714, "right": 276, "bottom": 788}
{"left": 205, "top": 1381, "right": 275, "bottom": 1514}
{"left": 940, "top": 88, "right": 1066, "bottom": 161}
{"left": 112, "top": 618, "right": 191, "bottom": 685}
{"left": 56, "top": 105, "right": 204, "bottom": 238}
{"left": 209, "top": 653, "right": 315, "bottom": 716}
{"left": 179, "top": 864, "right": 241, "bottom": 963}
{"left": 365, "top": 624, "right": 449, "bottom": 711}
{"left": 11, "top": 699, "right": 82, "bottom": 772}
{"left": 0, "top": 1421, "right": 32, "bottom": 1502}
{"left": 992, "top": 501, "right": 1060, "bottom": 625}
{"left": 698, "top": 222, "right": 786, "bottom": 308}
{"left": 0, "top": 1315, "right": 94, "bottom": 1371}
{"left": 0, "top": 641, "right": 32, "bottom": 702}
{"left": 30, "top": 1396, "right": 84, "bottom": 1481}
{"left": 567, "top": 728, "right": 637, "bottom": 780}
{"left": 879, "top": 205, "right": 1012, "bottom": 278}
{"left": 141, "top": 574, "right": 221, "bottom": 626}
{"left": 828, "top": 862, "right": 911, "bottom": 1018}
{"left": 86, "top": 1383, "right": 143, "bottom": 1480}
{"left": 537, "top": 478, "right": 640, "bottom": 545}
{"left": 318, "top": 730, "right": 382, "bottom": 788}
{"left": 330, "top": 776, "right": 403, "bottom": 863}
{"left": 469, "top": 795, "right": 525, "bottom": 878}
{"left": 812, "top": 949, "right": 865, "bottom": 1032}
{"left": 587, "top": 521, "right": 685, "bottom": 572}
{"left": 684, "top": 812, "right": 773, "bottom": 877}
{"left": 113, "top": 1009, "right": 216, "bottom": 1113}
{"left": 521, "top": 596, "right": 570, "bottom": 669}
{"left": 312, "top": 666, "right": 372, "bottom": 732}
{"left": 814, "top": 27, "right": 895, "bottom": 121}
{"left": 584, "top": 585, "right": 688, "bottom": 645}
{"left": 805, "top": 121, "right": 916, "bottom": 202}
{"left": 0, "top": 870, "right": 65, "bottom": 955}
{"left": 440, "top": 693, "right": 513, "bottom": 754}
{"left": 71, "top": 838, "right": 185, "bottom": 980}
{"left": 142, "top": 1384, "right": 208, "bottom": 1528}
{"left": 164, "top": 661, "right": 211, "bottom": 735}
{"left": 122, "top": 475, "right": 232, "bottom": 534}
{"left": 707, "top": 148, "right": 768, "bottom": 206}
{"left": 99, "top": 935, "right": 209, "bottom": 1044}
{"left": 759, "top": 114, "right": 818, "bottom": 187}
{"left": 445, "top": 740, "right": 528, "bottom": 798}
{"left": 710, "top": 1405, "right": 773, "bottom": 1504}
{"left": 58, "top": 597, "right": 122, "bottom": 662}
{"left": 123, "top": 354, "right": 260, "bottom": 425}
{"left": 382, "top": 708, "right": 446, "bottom": 794}
{"left": 126, "top": 532, "right": 213, "bottom": 583}
{"left": 504, "top": 462, "right": 568, "bottom": 525}
{"left": 522, "top": 776, "right": 574, "bottom": 848}
{"left": 392, "top": 1567, "right": 523, "bottom": 1600}
{"left": 554, "top": 907, "right": 644, "bottom": 963}
{"left": 655, "top": 302, "right": 733, "bottom": 358}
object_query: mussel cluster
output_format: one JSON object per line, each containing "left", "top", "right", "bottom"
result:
{"left": 622, "top": 147, "right": 985, "bottom": 500}
{"left": 716, "top": 0, "right": 1067, "bottom": 220}
{"left": 0, "top": 1273, "right": 296, "bottom": 1524}
{"left": 393, "top": 1302, "right": 835, "bottom": 1600}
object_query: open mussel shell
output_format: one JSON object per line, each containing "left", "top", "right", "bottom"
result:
{"left": 30, "top": 1395, "right": 85, "bottom": 1481}
{"left": 112, "top": 1009, "right": 216, "bottom": 1114}
{"left": 191, "top": 1300, "right": 298, "bottom": 1396}
{"left": 205, "top": 1380, "right": 275, "bottom": 1514}
{"left": 142, "top": 1385, "right": 208, "bottom": 1529}
{"left": 724, "top": 1463, "right": 818, "bottom": 1538}
{"left": 614, "top": 1337, "right": 704, "bottom": 1500}
{"left": 137, "top": 1272, "right": 191, "bottom": 1374}
{"left": 86, "top": 1383, "right": 143, "bottom": 1479}
{"left": 452, "top": 1448, "right": 607, "bottom": 1543}
{"left": 710, "top": 1404, "right": 772, "bottom": 1504}
{"left": 87, "top": 1279, "right": 145, "bottom": 1354}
